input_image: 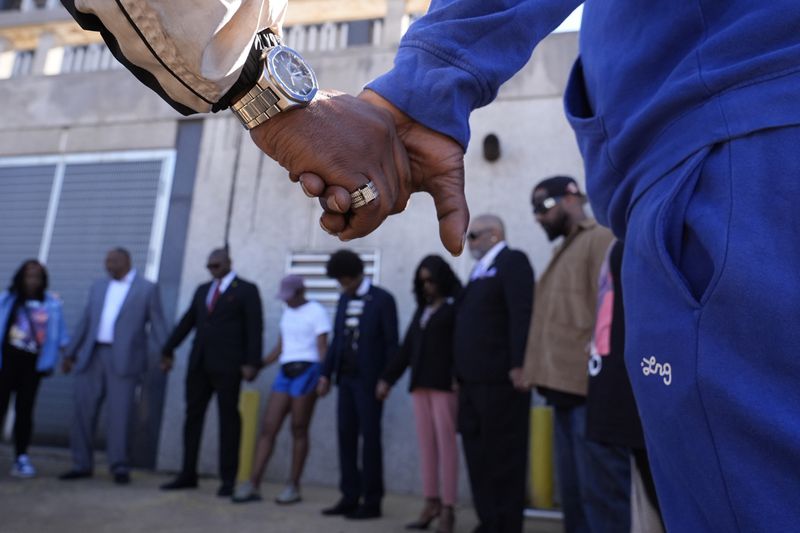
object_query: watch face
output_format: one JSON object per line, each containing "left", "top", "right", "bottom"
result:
{"left": 267, "top": 46, "right": 318, "bottom": 103}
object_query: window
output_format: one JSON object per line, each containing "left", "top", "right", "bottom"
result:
{"left": 346, "top": 19, "right": 375, "bottom": 46}
{"left": 0, "top": 0, "right": 22, "bottom": 11}
{"left": 10, "top": 50, "right": 34, "bottom": 78}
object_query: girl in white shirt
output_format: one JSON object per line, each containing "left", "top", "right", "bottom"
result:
{"left": 233, "top": 275, "right": 330, "bottom": 504}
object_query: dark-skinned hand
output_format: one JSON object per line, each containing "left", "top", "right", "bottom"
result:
{"left": 160, "top": 354, "right": 174, "bottom": 373}
{"left": 250, "top": 90, "right": 412, "bottom": 241}
{"left": 316, "top": 376, "right": 331, "bottom": 397}
{"left": 375, "top": 379, "right": 391, "bottom": 401}
{"left": 241, "top": 365, "right": 258, "bottom": 382}
{"left": 298, "top": 89, "right": 469, "bottom": 256}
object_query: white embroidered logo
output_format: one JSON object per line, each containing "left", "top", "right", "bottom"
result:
{"left": 588, "top": 353, "right": 603, "bottom": 377}
{"left": 640, "top": 356, "right": 672, "bottom": 386}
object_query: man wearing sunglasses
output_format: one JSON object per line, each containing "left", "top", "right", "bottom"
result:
{"left": 160, "top": 248, "right": 264, "bottom": 498}
{"left": 523, "top": 176, "right": 618, "bottom": 533}
{"left": 453, "top": 214, "right": 534, "bottom": 533}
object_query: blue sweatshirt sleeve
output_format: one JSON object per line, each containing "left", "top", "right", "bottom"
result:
{"left": 366, "top": 0, "right": 582, "bottom": 149}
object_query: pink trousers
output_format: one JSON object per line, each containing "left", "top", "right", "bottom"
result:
{"left": 412, "top": 388, "right": 459, "bottom": 505}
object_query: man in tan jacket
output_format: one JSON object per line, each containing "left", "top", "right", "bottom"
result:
{"left": 522, "top": 176, "right": 628, "bottom": 533}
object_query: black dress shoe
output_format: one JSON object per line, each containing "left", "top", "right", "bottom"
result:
{"left": 321, "top": 499, "right": 359, "bottom": 516}
{"left": 346, "top": 505, "right": 382, "bottom": 520}
{"left": 217, "top": 483, "right": 234, "bottom": 497}
{"left": 113, "top": 472, "right": 131, "bottom": 485}
{"left": 160, "top": 475, "right": 198, "bottom": 490}
{"left": 59, "top": 470, "right": 92, "bottom": 480}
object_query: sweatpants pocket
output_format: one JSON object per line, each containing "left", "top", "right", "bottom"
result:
{"left": 654, "top": 143, "right": 732, "bottom": 307}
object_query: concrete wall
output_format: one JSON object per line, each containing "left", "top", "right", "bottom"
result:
{"left": 0, "top": 68, "right": 179, "bottom": 155}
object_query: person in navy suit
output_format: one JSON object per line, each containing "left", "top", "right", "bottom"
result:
{"left": 317, "top": 250, "right": 398, "bottom": 520}
{"left": 455, "top": 214, "right": 534, "bottom": 533}
{"left": 159, "top": 248, "right": 263, "bottom": 497}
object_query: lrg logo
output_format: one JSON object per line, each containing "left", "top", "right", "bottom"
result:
{"left": 640, "top": 356, "right": 672, "bottom": 386}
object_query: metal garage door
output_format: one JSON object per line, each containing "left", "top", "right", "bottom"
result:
{"left": 0, "top": 165, "right": 56, "bottom": 283}
{"left": 0, "top": 151, "right": 174, "bottom": 445}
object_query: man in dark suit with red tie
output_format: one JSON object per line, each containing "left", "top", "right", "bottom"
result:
{"left": 159, "top": 248, "right": 263, "bottom": 497}
{"left": 454, "top": 214, "right": 534, "bottom": 533}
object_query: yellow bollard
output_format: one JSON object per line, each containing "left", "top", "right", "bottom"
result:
{"left": 529, "top": 406, "right": 555, "bottom": 509}
{"left": 237, "top": 389, "right": 260, "bottom": 483}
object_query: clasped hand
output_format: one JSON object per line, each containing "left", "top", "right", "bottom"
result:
{"left": 250, "top": 90, "right": 469, "bottom": 255}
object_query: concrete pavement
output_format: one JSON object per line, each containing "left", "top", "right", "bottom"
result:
{"left": 0, "top": 445, "right": 563, "bottom": 533}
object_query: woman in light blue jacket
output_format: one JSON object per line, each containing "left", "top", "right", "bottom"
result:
{"left": 0, "top": 259, "right": 69, "bottom": 478}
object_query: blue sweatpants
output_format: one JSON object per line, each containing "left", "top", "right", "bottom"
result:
{"left": 622, "top": 125, "right": 800, "bottom": 532}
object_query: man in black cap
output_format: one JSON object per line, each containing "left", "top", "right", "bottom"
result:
{"left": 522, "top": 177, "right": 624, "bottom": 533}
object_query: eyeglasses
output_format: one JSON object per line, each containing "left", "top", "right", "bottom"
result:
{"left": 467, "top": 229, "right": 491, "bottom": 241}
{"left": 206, "top": 263, "right": 223, "bottom": 271}
{"left": 532, "top": 195, "right": 563, "bottom": 215}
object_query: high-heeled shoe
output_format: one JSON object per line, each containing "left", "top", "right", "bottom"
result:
{"left": 435, "top": 505, "right": 455, "bottom": 533}
{"left": 405, "top": 497, "right": 442, "bottom": 530}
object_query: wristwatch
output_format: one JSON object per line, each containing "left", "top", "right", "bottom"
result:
{"left": 231, "top": 44, "right": 318, "bottom": 130}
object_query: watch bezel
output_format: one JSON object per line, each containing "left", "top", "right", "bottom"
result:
{"left": 264, "top": 45, "right": 318, "bottom": 104}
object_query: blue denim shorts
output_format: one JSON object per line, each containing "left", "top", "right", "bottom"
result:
{"left": 271, "top": 362, "right": 321, "bottom": 397}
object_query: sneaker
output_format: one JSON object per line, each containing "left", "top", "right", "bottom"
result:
{"left": 232, "top": 481, "right": 262, "bottom": 503}
{"left": 10, "top": 455, "right": 36, "bottom": 478}
{"left": 275, "top": 484, "right": 301, "bottom": 504}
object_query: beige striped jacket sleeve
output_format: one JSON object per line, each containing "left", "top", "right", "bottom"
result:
{"left": 63, "top": 0, "right": 288, "bottom": 114}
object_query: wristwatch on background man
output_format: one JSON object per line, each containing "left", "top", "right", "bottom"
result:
{"left": 230, "top": 34, "right": 318, "bottom": 130}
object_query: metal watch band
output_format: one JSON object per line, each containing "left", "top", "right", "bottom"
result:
{"left": 231, "top": 81, "right": 282, "bottom": 130}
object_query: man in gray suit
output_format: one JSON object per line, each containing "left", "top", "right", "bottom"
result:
{"left": 59, "top": 248, "right": 168, "bottom": 484}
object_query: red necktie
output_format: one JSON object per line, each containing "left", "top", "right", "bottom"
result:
{"left": 208, "top": 282, "right": 221, "bottom": 312}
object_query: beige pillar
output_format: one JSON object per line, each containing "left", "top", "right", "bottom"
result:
{"left": 383, "top": 0, "right": 406, "bottom": 47}
{"left": 30, "top": 31, "right": 56, "bottom": 76}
